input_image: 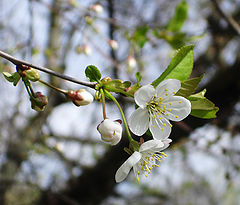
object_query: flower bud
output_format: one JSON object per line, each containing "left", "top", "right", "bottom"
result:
{"left": 108, "top": 40, "right": 118, "bottom": 50}
{"left": 23, "top": 68, "right": 40, "bottom": 82}
{"left": 90, "top": 4, "right": 104, "bottom": 13}
{"left": 97, "top": 119, "right": 122, "bottom": 145}
{"left": 30, "top": 92, "right": 48, "bottom": 111}
{"left": 67, "top": 89, "right": 93, "bottom": 106}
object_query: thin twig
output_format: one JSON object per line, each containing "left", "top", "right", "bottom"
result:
{"left": 0, "top": 50, "right": 97, "bottom": 89}
{"left": 210, "top": 0, "right": 240, "bottom": 35}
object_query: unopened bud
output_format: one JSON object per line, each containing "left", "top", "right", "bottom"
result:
{"left": 108, "top": 40, "right": 118, "bottom": 50}
{"left": 90, "top": 4, "right": 103, "bottom": 13}
{"left": 67, "top": 89, "right": 93, "bottom": 106}
{"left": 97, "top": 119, "right": 122, "bottom": 145}
{"left": 127, "top": 55, "right": 137, "bottom": 68}
{"left": 30, "top": 92, "right": 48, "bottom": 111}
{"left": 23, "top": 68, "right": 40, "bottom": 82}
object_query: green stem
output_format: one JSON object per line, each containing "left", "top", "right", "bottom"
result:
{"left": 104, "top": 90, "right": 134, "bottom": 143}
{"left": 23, "top": 81, "right": 33, "bottom": 98}
{"left": 100, "top": 88, "right": 107, "bottom": 119}
{"left": 39, "top": 79, "right": 68, "bottom": 95}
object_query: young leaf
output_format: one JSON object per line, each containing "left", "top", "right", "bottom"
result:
{"left": 152, "top": 44, "right": 194, "bottom": 87}
{"left": 176, "top": 74, "right": 204, "bottom": 98}
{"left": 136, "top": 72, "right": 142, "bottom": 85}
{"left": 167, "top": 0, "right": 188, "bottom": 32}
{"left": 85, "top": 65, "right": 102, "bottom": 82}
{"left": 132, "top": 26, "right": 149, "bottom": 48}
{"left": 188, "top": 90, "right": 219, "bottom": 119}
{"left": 3, "top": 72, "right": 21, "bottom": 86}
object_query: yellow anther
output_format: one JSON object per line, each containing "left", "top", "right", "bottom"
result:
{"left": 175, "top": 115, "right": 179, "bottom": 118}
{"left": 159, "top": 97, "right": 162, "bottom": 101}
{"left": 173, "top": 91, "right": 176, "bottom": 94}
{"left": 169, "top": 103, "right": 172, "bottom": 105}
{"left": 163, "top": 123, "right": 166, "bottom": 127}
{"left": 137, "top": 171, "right": 140, "bottom": 175}
{"left": 168, "top": 109, "right": 172, "bottom": 112}
{"left": 179, "top": 101, "right": 182, "bottom": 104}
{"left": 161, "top": 128, "right": 164, "bottom": 131}
{"left": 149, "top": 167, "right": 152, "bottom": 170}
{"left": 165, "top": 93, "right": 168, "bottom": 96}
{"left": 152, "top": 154, "right": 156, "bottom": 157}
{"left": 153, "top": 94, "right": 156, "bottom": 97}
{"left": 166, "top": 113, "right": 169, "bottom": 116}
{"left": 153, "top": 115, "right": 156, "bottom": 119}
{"left": 145, "top": 174, "right": 148, "bottom": 177}
{"left": 170, "top": 124, "right": 173, "bottom": 127}
{"left": 152, "top": 165, "right": 155, "bottom": 168}
{"left": 145, "top": 103, "right": 148, "bottom": 106}
{"left": 137, "top": 177, "right": 140, "bottom": 182}
{"left": 113, "top": 131, "right": 116, "bottom": 136}
{"left": 155, "top": 102, "right": 158, "bottom": 105}
{"left": 165, "top": 89, "right": 168, "bottom": 91}
{"left": 152, "top": 125, "right": 155, "bottom": 128}
{"left": 163, "top": 105, "right": 166, "bottom": 109}
{"left": 159, "top": 117, "right": 162, "bottom": 119}
{"left": 156, "top": 165, "right": 159, "bottom": 167}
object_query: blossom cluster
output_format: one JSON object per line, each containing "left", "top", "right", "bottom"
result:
{"left": 97, "top": 79, "right": 191, "bottom": 182}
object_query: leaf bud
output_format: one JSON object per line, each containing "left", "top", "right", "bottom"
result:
{"left": 67, "top": 89, "right": 93, "bottom": 106}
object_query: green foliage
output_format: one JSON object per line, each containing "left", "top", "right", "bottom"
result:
{"left": 188, "top": 89, "right": 219, "bottom": 118}
{"left": 152, "top": 44, "right": 194, "bottom": 87}
{"left": 167, "top": 0, "right": 188, "bottom": 32}
{"left": 102, "top": 79, "right": 131, "bottom": 90}
{"left": 176, "top": 75, "right": 204, "bottom": 98}
{"left": 2, "top": 71, "right": 21, "bottom": 86}
{"left": 136, "top": 72, "right": 142, "bottom": 86}
{"left": 127, "top": 26, "right": 149, "bottom": 49}
{"left": 85, "top": 65, "right": 102, "bottom": 82}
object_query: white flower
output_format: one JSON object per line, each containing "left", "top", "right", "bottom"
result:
{"left": 90, "top": 4, "right": 104, "bottom": 13}
{"left": 115, "top": 138, "right": 172, "bottom": 182}
{"left": 67, "top": 89, "right": 93, "bottom": 106}
{"left": 129, "top": 79, "right": 191, "bottom": 139}
{"left": 97, "top": 119, "right": 122, "bottom": 145}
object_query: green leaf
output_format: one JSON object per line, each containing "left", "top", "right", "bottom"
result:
{"left": 188, "top": 90, "right": 219, "bottom": 119}
{"left": 191, "top": 107, "right": 219, "bottom": 119}
{"left": 132, "top": 26, "right": 149, "bottom": 48}
{"left": 167, "top": 0, "right": 188, "bottom": 32}
{"left": 176, "top": 74, "right": 204, "bottom": 98}
{"left": 152, "top": 44, "right": 194, "bottom": 87}
{"left": 85, "top": 65, "right": 102, "bottom": 82}
{"left": 3, "top": 72, "right": 21, "bottom": 86}
{"left": 136, "top": 72, "right": 142, "bottom": 85}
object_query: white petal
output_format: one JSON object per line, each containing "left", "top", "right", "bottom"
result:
{"left": 139, "top": 139, "right": 164, "bottom": 153}
{"left": 149, "top": 114, "right": 171, "bottom": 140}
{"left": 158, "top": 138, "right": 172, "bottom": 150}
{"left": 156, "top": 79, "right": 181, "bottom": 99}
{"left": 134, "top": 84, "right": 155, "bottom": 108}
{"left": 162, "top": 96, "right": 191, "bottom": 121}
{"left": 115, "top": 151, "right": 142, "bottom": 183}
{"left": 129, "top": 108, "right": 149, "bottom": 136}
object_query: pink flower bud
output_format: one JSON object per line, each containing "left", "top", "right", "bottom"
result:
{"left": 108, "top": 40, "right": 118, "bottom": 50}
{"left": 97, "top": 119, "right": 122, "bottom": 145}
{"left": 90, "top": 4, "right": 104, "bottom": 13}
{"left": 30, "top": 92, "right": 48, "bottom": 111}
{"left": 67, "top": 89, "right": 93, "bottom": 106}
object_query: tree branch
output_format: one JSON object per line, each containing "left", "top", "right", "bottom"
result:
{"left": 0, "top": 50, "right": 96, "bottom": 89}
{"left": 210, "top": 0, "right": 240, "bottom": 35}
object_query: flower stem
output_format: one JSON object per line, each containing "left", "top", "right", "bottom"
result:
{"left": 104, "top": 90, "right": 134, "bottom": 143}
{"left": 39, "top": 79, "right": 68, "bottom": 95}
{"left": 100, "top": 88, "right": 107, "bottom": 119}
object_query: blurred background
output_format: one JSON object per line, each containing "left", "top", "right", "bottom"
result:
{"left": 0, "top": 0, "right": 240, "bottom": 204}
